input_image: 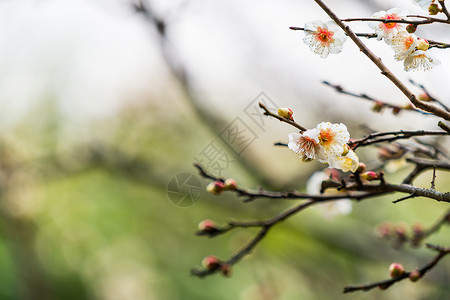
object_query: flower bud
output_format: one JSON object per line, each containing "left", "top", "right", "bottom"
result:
{"left": 412, "top": 222, "right": 424, "bottom": 235}
{"left": 416, "top": 39, "right": 429, "bottom": 51}
{"left": 371, "top": 101, "right": 384, "bottom": 113}
{"left": 277, "top": 108, "right": 293, "bottom": 120}
{"left": 361, "top": 171, "right": 378, "bottom": 181}
{"left": 202, "top": 255, "right": 221, "bottom": 270}
{"left": 402, "top": 103, "right": 415, "bottom": 110}
{"left": 224, "top": 179, "right": 237, "bottom": 190}
{"left": 341, "top": 144, "right": 350, "bottom": 156}
{"left": 375, "top": 221, "right": 394, "bottom": 238}
{"left": 392, "top": 106, "right": 401, "bottom": 115}
{"left": 198, "top": 219, "right": 217, "bottom": 232}
{"left": 428, "top": 4, "right": 441, "bottom": 15}
{"left": 418, "top": 93, "right": 432, "bottom": 101}
{"left": 389, "top": 263, "right": 405, "bottom": 278}
{"left": 357, "top": 162, "right": 366, "bottom": 173}
{"left": 409, "top": 270, "right": 421, "bottom": 282}
{"left": 206, "top": 181, "right": 225, "bottom": 195}
{"left": 406, "top": 24, "right": 417, "bottom": 33}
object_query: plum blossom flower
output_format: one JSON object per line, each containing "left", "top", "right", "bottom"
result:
{"left": 368, "top": 8, "right": 409, "bottom": 44}
{"left": 307, "top": 170, "right": 352, "bottom": 219}
{"left": 412, "top": 0, "right": 435, "bottom": 10}
{"left": 329, "top": 150, "right": 360, "bottom": 173}
{"left": 288, "top": 129, "right": 320, "bottom": 161}
{"left": 403, "top": 50, "right": 441, "bottom": 71}
{"left": 315, "top": 122, "right": 350, "bottom": 163}
{"left": 303, "top": 20, "right": 347, "bottom": 58}
{"left": 391, "top": 32, "right": 417, "bottom": 61}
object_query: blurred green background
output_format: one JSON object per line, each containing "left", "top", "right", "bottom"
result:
{"left": 0, "top": 0, "right": 448, "bottom": 299}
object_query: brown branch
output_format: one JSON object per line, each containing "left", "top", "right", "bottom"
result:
{"left": 322, "top": 81, "right": 432, "bottom": 116}
{"left": 349, "top": 130, "right": 449, "bottom": 149}
{"left": 439, "top": 0, "right": 450, "bottom": 20}
{"left": 343, "top": 244, "right": 450, "bottom": 293}
{"left": 341, "top": 15, "right": 450, "bottom": 25}
{"left": 258, "top": 102, "right": 307, "bottom": 131}
{"left": 312, "top": 0, "right": 450, "bottom": 121}
{"left": 402, "top": 157, "right": 450, "bottom": 184}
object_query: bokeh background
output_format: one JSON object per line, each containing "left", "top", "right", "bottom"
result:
{"left": 0, "top": 0, "right": 448, "bottom": 299}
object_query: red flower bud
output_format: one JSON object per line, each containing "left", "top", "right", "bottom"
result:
{"left": 202, "top": 255, "right": 221, "bottom": 270}
{"left": 361, "top": 171, "right": 378, "bottom": 181}
{"left": 206, "top": 181, "right": 225, "bottom": 195}
{"left": 409, "top": 270, "right": 421, "bottom": 282}
{"left": 198, "top": 219, "right": 217, "bottom": 232}
{"left": 224, "top": 179, "right": 237, "bottom": 190}
{"left": 389, "top": 263, "right": 405, "bottom": 278}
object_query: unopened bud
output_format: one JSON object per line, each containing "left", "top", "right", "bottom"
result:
{"left": 412, "top": 222, "right": 424, "bottom": 235}
{"left": 402, "top": 103, "right": 415, "bottom": 110}
{"left": 341, "top": 144, "right": 350, "bottom": 156}
{"left": 372, "top": 101, "right": 384, "bottom": 113}
{"left": 428, "top": 4, "right": 441, "bottom": 15}
{"left": 224, "top": 179, "right": 237, "bottom": 190}
{"left": 357, "top": 162, "right": 366, "bottom": 173}
{"left": 361, "top": 171, "right": 378, "bottom": 181}
{"left": 198, "top": 219, "right": 217, "bottom": 232}
{"left": 409, "top": 270, "right": 421, "bottom": 282}
{"left": 416, "top": 39, "right": 429, "bottom": 51}
{"left": 406, "top": 24, "right": 417, "bottom": 33}
{"left": 392, "top": 106, "right": 401, "bottom": 115}
{"left": 389, "top": 263, "right": 405, "bottom": 278}
{"left": 418, "top": 93, "right": 432, "bottom": 101}
{"left": 376, "top": 222, "right": 394, "bottom": 238}
{"left": 206, "top": 181, "right": 225, "bottom": 195}
{"left": 202, "top": 255, "right": 221, "bottom": 270}
{"left": 277, "top": 108, "right": 293, "bottom": 120}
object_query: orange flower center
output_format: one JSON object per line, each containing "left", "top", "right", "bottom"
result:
{"left": 404, "top": 36, "right": 414, "bottom": 48}
{"left": 315, "top": 27, "right": 334, "bottom": 45}
{"left": 319, "top": 129, "right": 335, "bottom": 146}
{"left": 382, "top": 14, "right": 401, "bottom": 29}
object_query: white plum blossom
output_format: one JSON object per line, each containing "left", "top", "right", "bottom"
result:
{"left": 329, "top": 150, "right": 360, "bottom": 173}
{"left": 316, "top": 122, "right": 350, "bottom": 163}
{"left": 368, "top": 8, "right": 409, "bottom": 44}
{"left": 307, "top": 170, "right": 353, "bottom": 219}
{"left": 303, "top": 20, "right": 347, "bottom": 58}
{"left": 391, "top": 32, "right": 418, "bottom": 61}
{"left": 412, "top": 0, "right": 435, "bottom": 10}
{"left": 403, "top": 50, "right": 441, "bottom": 71}
{"left": 288, "top": 129, "right": 320, "bottom": 161}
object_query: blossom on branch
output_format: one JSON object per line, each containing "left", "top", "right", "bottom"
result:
{"left": 303, "top": 20, "right": 347, "bottom": 58}
{"left": 316, "top": 122, "right": 350, "bottom": 163}
{"left": 368, "top": 8, "right": 409, "bottom": 44}
{"left": 391, "top": 32, "right": 418, "bottom": 61}
{"left": 403, "top": 50, "right": 441, "bottom": 71}
{"left": 329, "top": 149, "right": 360, "bottom": 173}
{"left": 288, "top": 130, "right": 320, "bottom": 161}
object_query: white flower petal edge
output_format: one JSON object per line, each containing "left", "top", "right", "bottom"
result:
{"left": 391, "top": 32, "right": 418, "bottom": 61}
{"left": 316, "top": 122, "right": 350, "bottom": 163}
{"left": 329, "top": 150, "right": 360, "bottom": 173}
{"left": 412, "top": 0, "right": 434, "bottom": 10}
{"left": 288, "top": 129, "right": 320, "bottom": 160}
{"left": 368, "top": 8, "right": 409, "bottom": 45}
{"left": 404, "top": 50, "right": 441, "bottom": 71}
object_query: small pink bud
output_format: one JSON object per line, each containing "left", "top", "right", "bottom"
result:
{"left": 198, "top": 219, "right": 217, "bottom": 232}
{"left": 376, "top": 222, "right": 394, "bottom": 238}
{"left": 357, "top": 162, "right": 366, "bottom": 173}
{"left": 406, "top": 24, "right": 417, "bottom": 33}
{"left": 409, "top": 270, "right": 421, "bottom": 282}
{"left": 389, "top": 263, "right": 405, "bottom": 278}
{"left": 202, "top": 255, "right": 221, "bottom": 270}
{"left": 428, "top": 4, "right": 441, "bottom": 15}
{"left": 361, "top": 171, "right": 378, "bottom": 181}
{"left": 412, "top": 222, "right": 424, "bottom": 235}
{"left": 206, "top": 181, "right": 225, "bottom": 195}
{"left": 277, "top": 108, "right": 293, "bottom": 120}
{"left": 224, "top": 179, "right": 237, "bottom": 190}
{"left": 418, "top": 93, "right": 432, "bottom": 102}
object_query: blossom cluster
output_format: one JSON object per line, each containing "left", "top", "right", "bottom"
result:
{"left": 287, "top": 121, "right": 359, "bottom": 173}
{"left": 368, "top": 8, "right": 440, "bottom": 71}
{"left": 301, "top": 3, "right": 443, "bottom": 71}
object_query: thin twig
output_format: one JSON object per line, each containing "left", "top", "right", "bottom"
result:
{"left": 258, "top": 102, "right": 307, "bottom": 131}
